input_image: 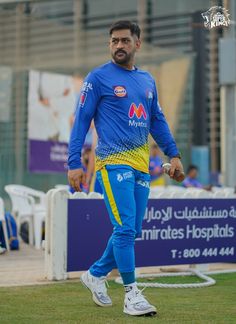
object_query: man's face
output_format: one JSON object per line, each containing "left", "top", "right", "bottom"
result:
{"left": 109, "top": 29, "right": 141, "bottom": 66}
{"left": 151, "top": 146, "right": 159, "bottom": 157}
{"left": 189, "top": 169, "right": 198, "bottom": 179}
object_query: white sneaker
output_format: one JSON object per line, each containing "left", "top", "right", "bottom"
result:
{"left": 124, "top": 286, "right": 157, "bottom": 316}
{"left": 80, "top": 271, "right": 112, "bottom": 307}
{"left": 0, "top": 246, "right": 6, "bottom": 254}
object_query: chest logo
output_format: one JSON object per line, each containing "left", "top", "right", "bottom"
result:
{"left": 128, "top": 103, "right": 147, "bottom": 120}
{"left": 113, "top": 85, "right": 127, "bottom": 98}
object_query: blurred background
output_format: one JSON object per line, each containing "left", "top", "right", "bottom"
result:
{"left": 0, "top": 0, "right": 236, "bottom": 201}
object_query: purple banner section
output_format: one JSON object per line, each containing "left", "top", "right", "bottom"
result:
{"left": 28, "top": 140, "right": 68, "bottom": 173}
{"left": 67, "top": 199, "right": 236, "bottom": 272}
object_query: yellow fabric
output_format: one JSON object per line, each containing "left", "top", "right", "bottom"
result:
{"left": 100, "top": 168, "right": 122, "bottom": 226}
{"left": 150, "top": 175, "right": 165, "bottom": 187}
{"left": 96, "top": 143, "right": 150, "bottom": 174}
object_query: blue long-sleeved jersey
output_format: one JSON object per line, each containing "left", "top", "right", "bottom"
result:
{"left": 68, "top": 61, "right": 179, "bottom": 173}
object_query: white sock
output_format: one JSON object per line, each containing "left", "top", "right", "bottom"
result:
{"left": 124, "top": 282, "right": 137, "bottom": 293}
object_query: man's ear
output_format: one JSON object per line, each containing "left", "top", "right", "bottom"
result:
{"left": 136, "top": 39, "right": 141, "bottom": 50}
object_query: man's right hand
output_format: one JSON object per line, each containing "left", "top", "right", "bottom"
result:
{"left": 68, "top": 168, "right": 86, "bottom": 192}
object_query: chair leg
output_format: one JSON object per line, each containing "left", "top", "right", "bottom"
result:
{"left": 34, "top": 217, "right": 43, "bottom": 249}
{"left": 29, "top": 218, "right": 34, "bottom": 246}
{"left": 14, "top": 217, "right": 22, "bottom": 245}
{"left": 2, "top": 220, "right": 10, "bottom": 251}
{"left": 16, "top": 217, "right": 21, "bottom": 240}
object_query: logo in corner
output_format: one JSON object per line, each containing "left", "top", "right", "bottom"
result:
{"left": 201, "top": 6, "right": 230, "bottom": 29}
{"left": 129, "top": 103, "right": 147, "bottom": 120}
{"left": 113, "top": 85, "right": 127, "bottom": 98}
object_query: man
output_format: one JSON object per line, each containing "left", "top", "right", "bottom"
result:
{"left": 68, "top": 20, "right": 184, "bottom": 317}
{"left": 182, "top": 165, "right": 203, "bottom": 188}
{"left": 149, "top": 143, "right": 165, "bottom": 186}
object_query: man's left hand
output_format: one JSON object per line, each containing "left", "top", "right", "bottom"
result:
{"left": 169, "top": 157, "right": 185, "bottom": 182}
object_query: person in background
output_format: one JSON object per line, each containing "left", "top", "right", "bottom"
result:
{"left": 69, "top": 89, "right": 96, "bottom": 193}
{"left": 81, "top": 147, "right": 93, "bottom": 193}
{"left": 182, "top": 164, "right": 203, "bottom": 188}
{"left": 89, "top": 129, "right": 103, "bottom": 194}
{"left": 149, "top": 143, "right": 164, "bottom": 186}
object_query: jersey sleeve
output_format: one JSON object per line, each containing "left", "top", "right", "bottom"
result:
{"left": 68, "top": 72, "right": 100, "bottom": 170}
{"left": 150, "top": 81, "right": 180, "bottom": 159}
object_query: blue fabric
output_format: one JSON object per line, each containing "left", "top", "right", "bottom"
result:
{"left": 89, "top": 165, "right": 150, "bottom": 277}
{"left": 0, "top": 212, "right": 19, "bottom": 250}
{"left": 68, "top": 61, "right": 179, "bottom": 172}
{"left": 0, "top": 221, "right": 5, "bottom": 248}
{"left": 182, "top": 176, "right": 203, "bottom": 188}
{"left": 120, "top": 271, "right": 135, "bottom": 285}
{"left": 94, "top": 176, "right": 103, "bottom": 194}
{"left": 149, "top": 155, "right": 163, "bottom": 182}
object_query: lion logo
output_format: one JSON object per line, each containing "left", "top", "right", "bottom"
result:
{"left": 201, "top": 6, "right": 230, "bottom": 29}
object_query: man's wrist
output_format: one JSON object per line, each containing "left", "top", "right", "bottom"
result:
{"left": 170, "top": 153, "right": 181, "bottom": 160}
{"left": 68, "top": 164, "right": 82, "bottom": 171}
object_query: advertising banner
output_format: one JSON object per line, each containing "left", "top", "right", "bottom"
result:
{"left": 67, "top": 199, "right": 236, "bottom": 272}
{"left": 28, "top": 70, "right": 83, "bottom": 173}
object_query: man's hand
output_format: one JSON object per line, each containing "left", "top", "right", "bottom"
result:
{"left": 169, "top": 157, "right": 185, "bottom": 182}
{"left": 68, "top": 168, "right": 86, "bottom": 192}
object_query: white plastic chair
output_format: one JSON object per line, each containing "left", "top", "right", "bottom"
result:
{"left": 55, "top": 184, "right": 70, "bottom": 191}
{"left": 182, "top": 189, "right": 197, "bottom": 198}
{"left": 211, "top": 186, "right": 235, "bottom": 198}
{"left": 212, "top": 191, "right": 226, "bottom": 198}
{"left": 87, "top": 192, "right": 103, "bottom": 199}
{"left": 5, "top": 184, "right": 46, "bottom": 212}
{"left": 72, "top": 192, "right": 88, "bottom": 199}
{"left": 149, "top": 186, "right": 166, "bottom": 194}
{"left": 211, "top": 186, "right": 223, "bottom": 193}
{"left": 193, "top": 189, "right": 212, "bottom": 198}
{"left": 168, "top": 191, "right": 185, "bottom": 198}
{"left": 223, "top": 187, "right": 235, "bottom": 197}
{"left": 148, "top": 190, "right": 159, "bottom": 198}
{"left": 4, "top": 185, "right": 46, "bottom": 249}
{"left": 224, "top": 192, "right": 236, "bottom": 198}
{"left": 155, "top": 191, "right": 172, "bottom": 198}
{"left": 149, "top": 186, "right": 168, "bottom": 198}
{"left": 166, "top": 185, "right": 186, "bottom": 192}
{"left": 164, "top": 186, "right": 186, "bottom": 198}
{"left": 5, "top": 186, "right": 34, "bottom": 245}
{"left": 0, "top": 197, "right": 10, "bottom": 251}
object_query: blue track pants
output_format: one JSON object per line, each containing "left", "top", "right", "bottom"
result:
{"left": 89, "top": 165, "right": 150, "bottom": 277}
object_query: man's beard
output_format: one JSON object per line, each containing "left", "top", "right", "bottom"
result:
{"left": 112, "top": 50, "right": 132, "bottom": 65}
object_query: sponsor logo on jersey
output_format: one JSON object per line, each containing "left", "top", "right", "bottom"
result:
{"left": 137, "top": 180, "right": 150, "bottom": 188}
{"left": 79, "top": 81, "right": 93, "bottom": 107}
{"left": 146, "top": 89, "right": 153, "bottom": 99}
{"left": 113, "top": 85, "right": 127, "bottom": 98}
{"left": 128, "top": 103, "right": 147, "bottom": 120}
{"left": 117, "top": 171, "right": 133, "bottom": 182}
{"left": 79, "top": 92, "right": 87, "bottom": 106}
{"left": 128, "top": 120, "right": 147, "bottom": 128}
{"left": 117, "top": 174, "right": 123, "bottom": 182}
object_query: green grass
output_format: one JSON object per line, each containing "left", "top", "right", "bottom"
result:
{"left": 138, "top": 274, "right": 204, "bottom": 284}
{"left": 0, "top": 273, "right": 236, "bottom": 324}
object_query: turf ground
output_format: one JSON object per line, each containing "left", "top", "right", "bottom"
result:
{"left": 0, "top": 273, "right": 235, "bottom": 324}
